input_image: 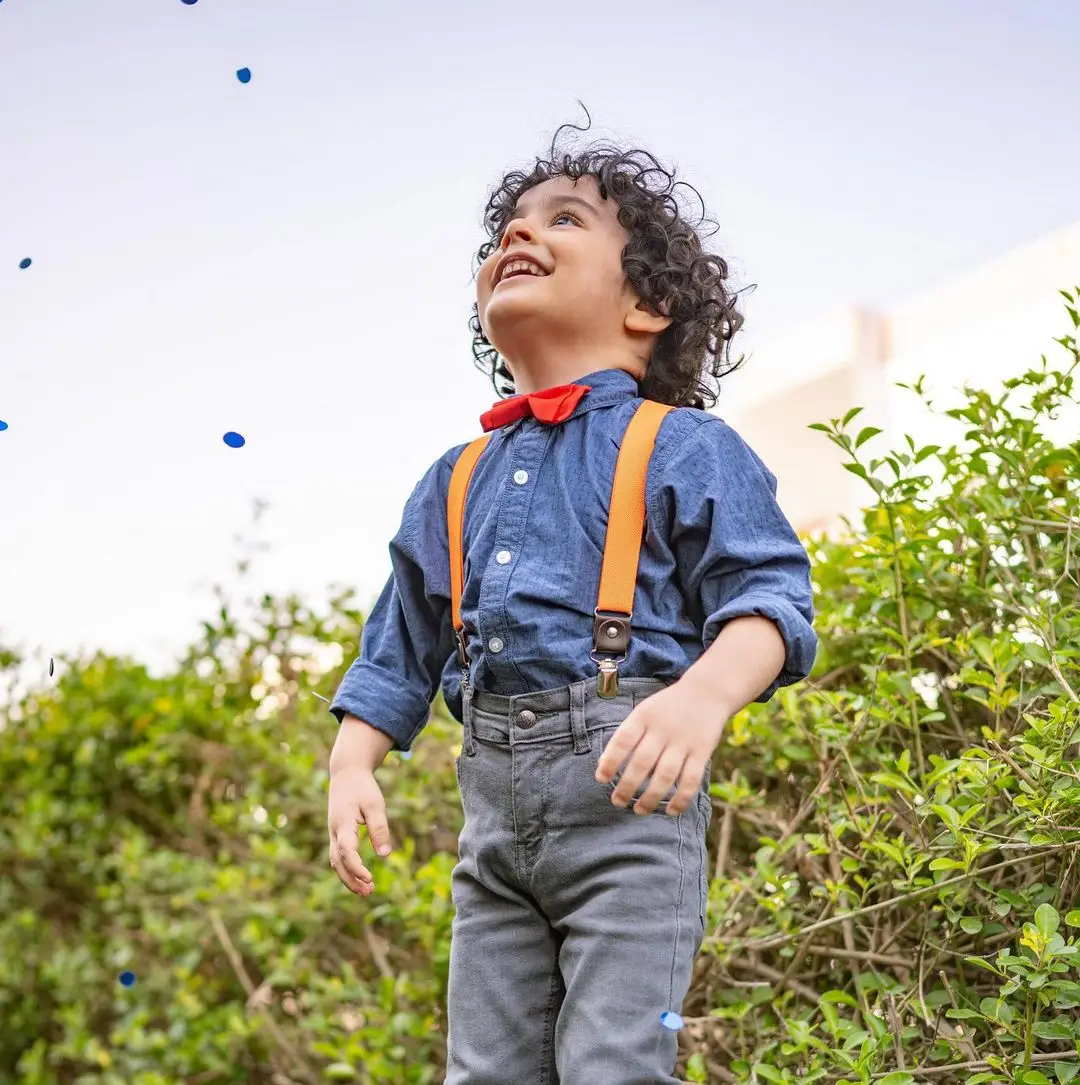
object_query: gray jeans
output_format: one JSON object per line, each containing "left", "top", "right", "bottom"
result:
{"left": 445, "top": 677, "right": 712, "bottom": 1085}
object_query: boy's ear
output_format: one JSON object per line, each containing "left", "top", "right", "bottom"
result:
{"left": 625, "top": 299, "right": 673, "bottom": 336}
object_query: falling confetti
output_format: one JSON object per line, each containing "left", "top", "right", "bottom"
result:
{"left": 180, "top": 0, "right": 199, "bottom": 4}
{"left": 19, "top": 258, "right": 31, "bottom": 269}
{"left": 49, "top": 658, "right": 54, "bottom": 677}
{"left": 223, "top": 431, "right": 245, "bottom": 448}
{"left": 119, "top": 972, "right": 136, "bottom": 988}
{"left": 400, "top": 750, "right": 413, "bottom": 760}
{"left": 659, "top": 1010, "right": 683, "bottom": 1031}
{"left": 0, "top": 421, "right": 8, "bottom": 432}
{"left": 236, "top": 68, "right": 252, "bottom": 84}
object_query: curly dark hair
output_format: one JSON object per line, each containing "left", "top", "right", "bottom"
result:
{"left": 469, "top": 105, "right": 748, "bottom": 410}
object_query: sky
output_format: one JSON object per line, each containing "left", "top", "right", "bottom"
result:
{"left": 1, "top": 0, "right": 1078, "bottom": 695}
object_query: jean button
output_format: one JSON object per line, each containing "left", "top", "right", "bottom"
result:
{"left": 517, "top": 710, "right": 537, "bottom": 728}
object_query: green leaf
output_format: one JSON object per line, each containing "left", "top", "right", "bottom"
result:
{"left": 841, "top": 406, "right": 864, "bottom": 426}
{"left": 325, "top": 1064, "right": 359, "bottom": 1080}
{"left": 960, "top": 917, "right": 984, "bottom": 935}
{"left": 1036, "top": 903, "right": 1060, "bottom": 939}
{"left": 1053, "top": 1061, "right": 1080, "bottom": 1085}
{"left": 753, "top": 1063, "right": 786, "bottom": 1083}
{"left": 1034, "top": 1021, "right": 1074, "bottom": 1040}
{"left": 965, "top": 955, "right": 1004, "bottom": 976}
{"left": 1064, "top": 910, "right": 1080, "bottom": 929}
{"left": 929, "top": 857, "right": 966, "bottom": 871}
{"left": 855, "top": 426, "right": 883, "bottom": 448}
{"left": 878, "top": 1074, "right": 916, "bottom": 1085}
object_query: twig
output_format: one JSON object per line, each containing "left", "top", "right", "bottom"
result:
{"left": 866, "top": 1050, "right": 1076, "bottom": 1080}
{"left": 886, "top": 994, "right": 905, "bottom": 1070}
{"left": 807, "top": 943, "right": 913, "bottom": 969}
{"left": 714, "top": 772, "right": 737, "bottom": 881}
{"left": 207, "top": 909, "right": 317, "bottom": 1085}
{"left": 727, "top": 957, "right": 820, "bottom": 1004}
{"left": 939, "top": 969, "right": 979, "bottom": 1062}
{"left": 722, "top": 845, "right": 1070, "bottom": 953}
{"left": 361, "top": 920, "right": 394, "bottom": 980}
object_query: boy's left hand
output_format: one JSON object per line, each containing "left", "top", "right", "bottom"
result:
{"left": 594, "top": 675, "right": 730, "bottom": 816}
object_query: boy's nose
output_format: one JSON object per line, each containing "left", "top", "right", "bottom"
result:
{"left": 502, "top": 218, "right": 536, "bottom": 246}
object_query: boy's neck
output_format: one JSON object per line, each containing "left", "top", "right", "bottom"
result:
{"left": 508, "top": 350, "right": 643, "bottom": 394}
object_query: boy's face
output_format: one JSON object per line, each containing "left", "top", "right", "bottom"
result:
{"left": 476, "top": 175, "right": 638, "bottom": 373}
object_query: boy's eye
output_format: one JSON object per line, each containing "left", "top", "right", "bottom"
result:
{"left": 495, "top": 208, "right": 581, "bottom": 245}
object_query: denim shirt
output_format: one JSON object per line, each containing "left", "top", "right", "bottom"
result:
{"left": 330, "top": 368, "right": 817, "bottom": 751}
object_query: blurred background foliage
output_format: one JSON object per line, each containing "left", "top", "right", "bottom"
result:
{"left": 1, "top": 293, "right": 1078, "bottom": 1085}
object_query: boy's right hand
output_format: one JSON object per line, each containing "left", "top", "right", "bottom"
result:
{"left": 328, "top": 764, "right": 393, "bottom": 896}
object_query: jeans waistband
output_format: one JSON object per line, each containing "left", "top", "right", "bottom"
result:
{"left": 470, "top": 676, "right": 670, "bottom": 720}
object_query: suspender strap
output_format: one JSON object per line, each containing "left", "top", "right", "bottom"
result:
{"left": 447, "top": 435, "right": 491, "bottom": 669}
{"left": 591, "top": 400, "right": 674, "bottom": 695}
{"left": 445, "top": 400, "right": 674, "bottom": 698}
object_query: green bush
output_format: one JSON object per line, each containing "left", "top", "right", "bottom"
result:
{"left": 1, "top": 291, "right": 1078, "bottom": 1084}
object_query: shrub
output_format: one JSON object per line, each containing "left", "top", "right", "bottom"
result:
{"left": 0, "top": 292, "right": 1077, "bottom": 1084}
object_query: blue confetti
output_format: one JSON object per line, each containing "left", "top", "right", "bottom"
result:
{"left": 19, "top": 258, "right": 31, "bottom": 269}
{"left": 0, "top": 421, "right": 7, "bottom": 432}
{"left": 400, "top": 750, "right": 413, "bottom": 760}
{"left": 181, "top": 0, "right": 199, "bottom": 4}
{"left": 236, "top": 67, "right": 252, "bottom": 84}
{"left": 659, "top": 1010, "right": 683, "bottom": 1031}
{"left": 119, "top": 971, "right": 136, "bottom": 988}
{"left": 223, "top": 431, "right": 245, "bottom": 448}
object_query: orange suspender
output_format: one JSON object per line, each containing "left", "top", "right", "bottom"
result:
{"left": 447, "top": 433, "right": 491, "bottom": 673}
{"left": 446, "top": 400, "right": 674, "bottom": 698}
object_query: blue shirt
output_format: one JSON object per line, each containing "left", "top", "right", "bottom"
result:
{"left": 331, "top": 368, "right": 817, "bottom": 751}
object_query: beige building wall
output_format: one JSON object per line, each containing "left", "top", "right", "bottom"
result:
{"left": 725, "top": 221, "right": 1080, "bottom": 535}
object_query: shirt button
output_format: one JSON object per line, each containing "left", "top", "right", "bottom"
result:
{"left": 518, "top": 709, "right": 537, "bottom": 728}
{"left": 488, "top": 637, "right": 505, "bottom": 653}
{"left": 513, "top": 470, "right": 529, "bottom": 485}
{"left": 496, "top": 550, "right": 512, "bottom": 565}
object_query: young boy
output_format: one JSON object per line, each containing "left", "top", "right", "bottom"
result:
{"left": 327, "top": 118, "right": 817, "bottom": 1084}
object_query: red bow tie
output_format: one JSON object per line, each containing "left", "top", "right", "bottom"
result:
{"left": 480, "top": 383, "right": 592, "bottom": 433}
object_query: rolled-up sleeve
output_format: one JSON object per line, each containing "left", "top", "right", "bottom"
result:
{"left": 656, "top": 418, "right": 817, "bottom": 701}
{"left": 329, "top": 451, "right": 458, "bottom": 751}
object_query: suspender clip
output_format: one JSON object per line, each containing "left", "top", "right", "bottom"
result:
{"left": 592, "top": 609, "right": 631, "bottom": 699}
{"left": 595, "top": 658, "right": 620, "bottom": 699}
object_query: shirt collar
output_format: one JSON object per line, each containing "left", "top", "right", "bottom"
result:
{"left": 568, "top": 368, "right": 641, "bottom": 417}
{"left": 488, "top": 368, "right": 640, "bottom": 444}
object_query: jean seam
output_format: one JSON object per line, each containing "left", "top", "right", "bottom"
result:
{"left": 538, "top": 959, "right": 561, "bottom": 1085}
{"left": 668, "top": 813, "right": 688, "bottom": 1012}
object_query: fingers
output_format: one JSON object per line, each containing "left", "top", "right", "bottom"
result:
{"left": 664, "top": 761, "right": 705, "bottom": 817}
{"left": 632, "top": 748, "right": 688, "bottom": 816}
{"left": 327, "top": 769, "right": 393, "bottom": 896}
{"left": 608, "top": 733, "right": 664, "bottom": 807}
{"left": 594, "top": 714, "right": 645, "bottom": 784}
{"left": 329, "top": 836, "right": 374, "bottom": 896}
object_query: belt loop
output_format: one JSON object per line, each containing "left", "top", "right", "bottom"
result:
{"left": 570, "top": 681, "right": 591, "bottom": 755}
{"left": 462, "top": 683, "right": 477, "bottom": 757}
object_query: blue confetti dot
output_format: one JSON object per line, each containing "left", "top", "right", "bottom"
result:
{"left": 223, "top": 431, "right": 245, "bottom": 448}
{"left": 236, "top": 67, "right": 252, "bottom": 84}
{"left": 659, "top": 1010, "right": 683, "bottom": 1031}
{"left": 119, "top": 971, "right": 136, "bottom": 987}
{"left": 0, "top": 420, "right": 7, "bottom": 432}
{"left": 400, "top": 750, "right": 413, "bottom": 760}
{"left": 19, "top": 258, "right": 31, "bottom": 269}
{"left": 181, "top": 0, "right": 199, "bottom": 4}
